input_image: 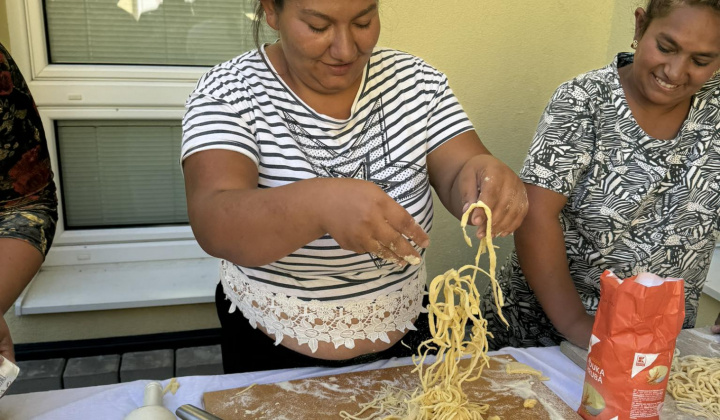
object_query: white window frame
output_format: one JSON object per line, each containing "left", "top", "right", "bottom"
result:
{"left": 7, "top": 1, "right": 223, "bottom": 313}
{"left": 39, "top": 108, "right": 206, "bottom": 266}
{"left": 8, "top": 0, "right": 208, "bottom": 84}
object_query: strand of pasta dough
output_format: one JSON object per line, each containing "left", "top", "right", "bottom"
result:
{"left": 667, "top": 353, "right": 720, "bottom": 418}
{"left": 340, "top": 201, "right": 508, "bottom": 420}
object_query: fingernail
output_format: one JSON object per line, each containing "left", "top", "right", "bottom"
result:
{"left": 462, "top": 202, "right": 470, "bottom": 213}
{"left": 420, "top": 239, "right": 430, "bottom": 248}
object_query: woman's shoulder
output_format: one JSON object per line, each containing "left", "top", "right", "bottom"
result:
{"left": 695, "top": 74, "right": 720, "bottom": 104}
{"left": 193, "top": 49, "right": 265, "bottom": 93}
{"left": 370, "top": 48, "right": 447, "bottom": 81}
{"left": 550, "top": 56, "right": 623, "bottom": 107}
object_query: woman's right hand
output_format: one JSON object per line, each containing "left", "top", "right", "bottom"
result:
{"left": 184, "top": 150, "right": 429, "bottom": 267}
{"left": 318, "top": 178, "right": 430, "bottom": 267}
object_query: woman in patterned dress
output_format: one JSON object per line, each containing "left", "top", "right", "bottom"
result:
{"left": 0, "top": 42, "right": 58, "bottom": 362}
{"left": 483, "top": 0, "right": 720, "bottom": 350}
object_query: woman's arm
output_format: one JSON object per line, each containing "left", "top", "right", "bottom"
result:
{"left": 515, "top": 184, "right": 594, "bottom": 348}
{"left": 427, "top": 130, "right": 528, "bottom": 238}
{"left": 0, "top": 239, "right": 44, "bottom": 362}
{"left": 183, "top": 150, "right": 429, "bottom": 267}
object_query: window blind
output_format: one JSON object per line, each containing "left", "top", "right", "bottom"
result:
{"left": 44, "top": 0, "right": 270, "bottom": 66}
{"left": 57, "top": 120, "right": 189, "bottom": 228}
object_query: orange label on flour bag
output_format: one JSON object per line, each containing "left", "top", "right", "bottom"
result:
{"left": 578, "top": 271, "right": 684, "bottom": 420}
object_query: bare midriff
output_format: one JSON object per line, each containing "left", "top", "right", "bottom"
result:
{"left": 255, "top": 318, "right": 415, "bottom": 360}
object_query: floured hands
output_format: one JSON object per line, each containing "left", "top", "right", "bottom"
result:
{"left": 319, "top": 179, "right": 429, "bottom": 267}
{"left": 457, "top": 154, "right": 528, "bottom": 239}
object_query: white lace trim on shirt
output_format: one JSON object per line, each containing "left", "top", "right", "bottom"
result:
{"left": 220, "top": 261, "right": 427, "bottom": 353}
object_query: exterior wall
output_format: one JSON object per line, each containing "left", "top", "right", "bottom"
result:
{"left": 380, "top": 0, "right": 624, "bottom": 286}
{"left": 697, "top": 294, "right": 720, "bottom": 328}
{"left": 3, "top": 0, "right": 718, "bottom": 343}
{"left": 0, "top": 0, "right": 8, "bottom": 47}
{"left": 7, "top": 304, "right": 220, "bottom": 343}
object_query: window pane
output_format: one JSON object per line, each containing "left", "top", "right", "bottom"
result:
{"left": 57, "top": 120, "right": 188, "bottom": 228}
{"left": 44, "top": 0, "right": 272, "bottom": 66}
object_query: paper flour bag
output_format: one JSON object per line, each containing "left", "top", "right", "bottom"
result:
{"left": 578, "top": 270, "right": 684, "bottom": 420}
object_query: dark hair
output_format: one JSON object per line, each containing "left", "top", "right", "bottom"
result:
{"left": 640, "top": 0, "right": 720, "bottom": 37}
{"left": 253, "top": 0, "right": 284, "bottom": 48}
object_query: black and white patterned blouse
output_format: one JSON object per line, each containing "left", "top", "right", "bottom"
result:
{"left": 483, "top": 53, "right": 720, "bottom": 349}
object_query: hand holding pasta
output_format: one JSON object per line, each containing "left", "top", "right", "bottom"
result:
{"left": 319, "top": 178, "right": 429, "bottom": 267}
{"left": 456, "top": 155, "right": 527, "bottom": 238}
{"left": 340, "top": 200, "right": 507, "bottom": 419}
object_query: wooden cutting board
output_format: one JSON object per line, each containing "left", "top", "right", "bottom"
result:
{"left": 560, "top": 327, "right": 719, "bottom": 420}
{"left": 202, "top": 354, "right": 580, "bottom": 420}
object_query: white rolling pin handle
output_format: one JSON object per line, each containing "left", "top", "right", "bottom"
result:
{"left": 143, "top": 381, "right": 164, "bottom": 407}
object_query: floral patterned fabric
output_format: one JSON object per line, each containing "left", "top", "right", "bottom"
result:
{"left": 0, "top": 42, "right": 57, "bottom": 256}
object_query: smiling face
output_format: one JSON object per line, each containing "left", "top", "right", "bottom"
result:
{"left": 262, "top": 0, "right": 380, "bottom": 96}
{"left": 630, "top": 4, "right": 720, "bottom": 108}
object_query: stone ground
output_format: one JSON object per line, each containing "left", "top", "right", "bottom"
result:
{"left": 7, "top": 344, "right": 223, "bottom": 395}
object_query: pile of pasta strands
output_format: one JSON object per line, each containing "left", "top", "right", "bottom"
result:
{"left": 667, "top": 353, "right": 720, "bottom": 418}
{"left": 341, "top": 201, "right": 508, "bottom": 420}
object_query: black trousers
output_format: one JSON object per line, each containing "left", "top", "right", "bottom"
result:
{"left": 215, "top": 283, "right": 433, "bottom": 374}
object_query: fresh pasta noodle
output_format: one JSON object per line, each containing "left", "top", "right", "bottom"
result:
{"left": 523, "top": 399, "right": 538, "bottom": 408}
{"left": 667, "top": 353, "right": 720, "bottom": 419}
{"left": 340, "top": 201, "right": 507, "bottom": 420}
{"left": 162, "top": 378, "right": 180, "bottom": 395}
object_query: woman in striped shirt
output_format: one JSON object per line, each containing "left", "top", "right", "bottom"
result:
{"left": 181, "top": 0, "right": 528, "bottom": 373}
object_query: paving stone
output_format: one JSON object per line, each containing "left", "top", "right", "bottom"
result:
{"left": 63, "top": 354, "right": 120, "bottom": 389}
{"left": 5, "top": 358, "right": 65, "bottom": 395}
{"left": 175, "top": 345, "right": 223, "bottom": 377}
{"left": 120, "top": 349, "right": 174, "bottom": 382}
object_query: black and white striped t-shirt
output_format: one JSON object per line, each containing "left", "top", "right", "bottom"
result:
{"left": 182, "top": 46, "right": 474, "bottom": 301}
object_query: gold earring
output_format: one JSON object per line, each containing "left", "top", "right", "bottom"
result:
{"left": 631, "top": 40, "right": 639, "bottom": 49}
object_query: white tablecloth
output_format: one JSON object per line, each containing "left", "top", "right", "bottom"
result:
{"left": 0, "top": 346, "right": 585, "bottom": 420}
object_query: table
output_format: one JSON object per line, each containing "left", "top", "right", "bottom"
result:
{"left": 0, "top": 346, "right": 586, "bottom": 420}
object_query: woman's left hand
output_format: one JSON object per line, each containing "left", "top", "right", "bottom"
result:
{"left": 457, "top": 154, "right": 528, "bottom": 238}
{"left": 712, "top": 312, "right": 720, "bottom": 334}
